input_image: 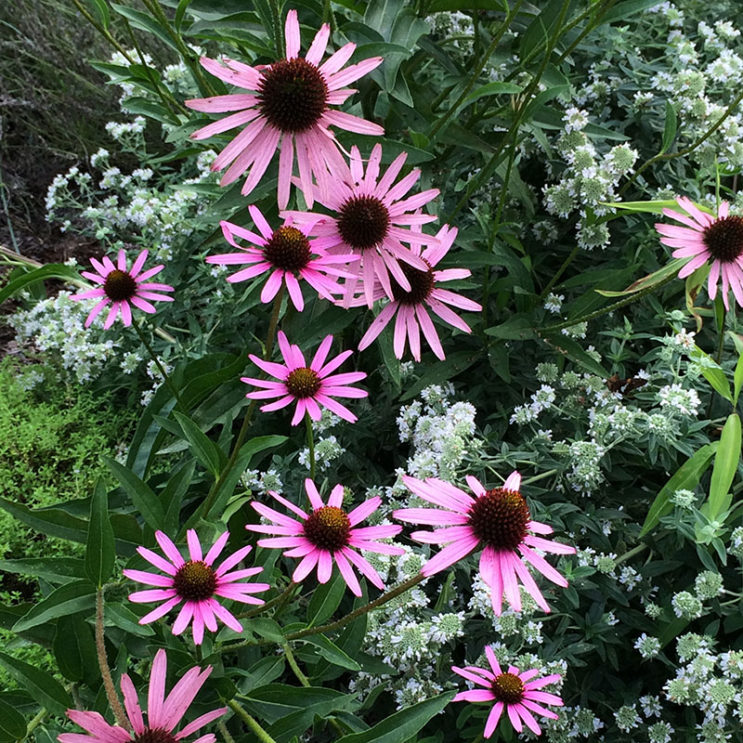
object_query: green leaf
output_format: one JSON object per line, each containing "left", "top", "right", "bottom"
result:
{"left": 335, "top": 691, "right": 456, "bottom": 743}
{"left": 86, "top": 479, "right": 115, "bottom": 587}
{"left": 106, "top": 603, "right": 155, "bottom": 637}
{"left": 539, "top": 331, "right": 609, "bottom": 378}
{"left": 0, "top": 651, "right": 73, "bottom": 715}
{"left": 596, "top": 259, "right": 685, "bottom": 297}
{"left": 462, "top": 80, "right": 523, "bottom": 107}
{"left": 122, "top": 96, "right": 180, "bottom": 125}
{"left": 54, "top": 616, "right": 99, "bottom": 685}
{"left": 400, "top": 350, "right": 480, "bottom": 401}
{"left": 661, "top": 100, "right": 677, "bottom": 154}
{"left": 485, "top": 317, "right": 536, "bottom": 340}
{"left": 12, "top": 580, "right": 96, "bottom": 633}
{"left": 173, "top": 412, "right": 226, "bottom": 477}
{"left": 0, "top": 498, "right": 88, "bottom": 543}
{"left": 0, "top": 264, "right": 83, "bottom": 304}
{"left": 111, "top": 4, "right": 180, "bottom": 52}
{"left": 103, "top": 456, "right": 165, "bottom": 530}
{"left": 306, "top": 571, "right": 346, "bottom": 626}
{"left": 733, "top": 351, "right": 743, "bottom": 405}
{"left": 690, "top": 346, "right": 732, "bottom": 402}
{"left": 0, "top": 557, "right": 85, "bottom": 583}
{"left": 243, "top": 685, "right": 352, "bottom": 725}
{"left": 603, "top": 199, "right": 714, "bottom": 216}
{"left": 301, "top": 635, "right": 361, "bottom": 671}
{"left": 249, "top": 618, "right": 284, "bottom": 643}
{"left": 175, "top": 0, "right": 194, "bottom": 29}
{"left": 87, "top": 0, "right": 111, "bottom": 28}
{"left": 706, "top": 414, "right": 741, "bottom": 521}
{"left": 162, "top": 460, "right": 196, "bottom": 533}
{"left": 0, "top": 698, "right": 26, "bottom": 742}
{"left": 640, "top": 443, "right": 718, "bottom": 536}
{"left": 601, "top": 0, "right": 668, "bottom": 24}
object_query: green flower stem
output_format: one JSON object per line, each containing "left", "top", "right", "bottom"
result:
{"left": 95, "top": 589, "right": 130, "bottom": 731}
{"left": 217, "top": 719, "right": 236, "bottom": 743}
{"left": 132, "top": 321, "right": 185, "bottom": 411}
{"left": 201, "top": 286, "right": 285, "bottom": 521}
{"left": 616, "top": 543, "right": 647, "bottom": 566}
{"left": 282, "top": 643, "right": 310, "bottom": 687}
{"left": 305, "top": 411, "right": 316, "bottom": 481}
{"left": 540, "top": 269, "right": 678, "bottom": 334}
{"left": 238, "top": 581, "right": 297, "bottom": 619}
{"left": 21, "top": 707, "right": 47, "bottom": 742}
{"left": 272, "top": 580, "right": 298, "bottom": 620}
{"left": 283, "top": 573, "right": 427, "bottom": 642}
{"left": 540, "top": 244, "right": 580, "bottom": 299}
{"left": 227, "top": 700, "right": 278, "bottom": 743}
{"left": 716, "top": 306, "right": 726, "bottom": 364}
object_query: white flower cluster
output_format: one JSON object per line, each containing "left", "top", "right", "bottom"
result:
{"left": 9, "top": 291, "right": 116, "bottom": 384}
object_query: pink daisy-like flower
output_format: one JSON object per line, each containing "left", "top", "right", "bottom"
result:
{"left": 282, "top": 143, "right": 440, "bottom": 308}
{"left": 186, "top": 9, "right": 383, "bottom": 208}
{"left": 58, "top": 648, "right": 226, "bottom": 743}
{"left": 246, "top": 478, "right": 403, "bottom": 596}
{"left": 123, "top": 530, "right": 269, "bottom": 645}
{"left": 70, "top": 249, "right": 174, "bottom": 329}
{"left": 206, "top": 204, "right": 357, "bottom": 311}
{"left": 452, "top": 646, "right": 563, "bottom": 738}
{"left": 655, "top": 196, "right": 743, "bottom": 309}
{"left": 242, "top": 330, "right": 367, "bottom": 425}
{"left": 348, "top": 224, "right": 482, "bottom": 360}
{"left": 393, "top": 471, "right": 575, "bottom": 615}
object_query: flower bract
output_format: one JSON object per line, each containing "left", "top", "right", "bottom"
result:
{"left": 124, "top": 530, "right": 269, "bottom": 645}
{"left": 393, "top": 471, "right": 576, "bottom": 614}
{"left": 71, "top": 249, "right": 174, "bottom": 329}
{"left": 247, "top": 478, "right": 403, "bottom": 595}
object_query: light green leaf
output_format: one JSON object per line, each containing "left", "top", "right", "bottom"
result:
{"left": 596, "top": 258, "right": 685, "bottom": 297}
{"left": 0, "top": 264, "right": 84, "bottom": 304}
{"left": 661, "top": 100, "right": 677, "bottom": 154}
{"left": 733, "top": 351, "right": 743, "bottom": 405}
{"left": 103, "top": 456, "right": 165, "bottom": 530}
{"left": 173, "top": 412, "right": 226, "bottom": 477}
{"left": 12, "top": 580, "right": 96, "bottom": 633}
{"left": 302, "top": 635, "right": 361, "bottom": 671}
{"left": 707, "top": 414, "right": 741, "bottom": 521}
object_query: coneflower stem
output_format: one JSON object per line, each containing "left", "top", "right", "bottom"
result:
{"left": 132, "top": 321, "right": 185, "bottom": 411}
{"left": 95, "top": 590, "right": 130, "bottom": 731}
{"left": 305, "top": 411, "right": 316, "bottom": 480}
{"left": 228, "top": 700, "right": 278, "bottom": 743}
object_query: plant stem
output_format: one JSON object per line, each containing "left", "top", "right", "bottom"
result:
{"left": 305, "top": 411, "right": 316, "bottom": 480}
{"left": 283, "top": 573, "right": 427, "bottom": 642}
{"left": 217, "top": 719, "right": 236, "bottom": 743}
{"left": 95, "top": 590, "right": 130, "bottom": 731}
{"left": 540, "top": 244, "right": 580, "bottom": 298}
{"left": 616, "top": 543, "right": 647, "bottom": 566}
{"left": 200, "top": 287, "right": 285, "bottom": 521}
{"left": 227, "top": 700, "right": 278, "bottom": 743}
{"left": 239, "top": 581, "right": 297, "bottom": 619}
{"left": 283, "top": 643, "right": 310, "bottom": 686}
{"left": 132, "top": 321, "right": 185, "bottom": 411}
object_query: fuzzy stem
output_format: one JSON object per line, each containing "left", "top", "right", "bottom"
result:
{"left": 227, "top": 700, "right": 278, "bottom": 743}
{"left": 305, "top": 411, "right": 316, "bottom": 481}
{"left": 132, "top": 322, "right": 185, "bottom": 411}
{"left": 95, "top": 590, "right": 130, "bottom": 730}
{"left": 217, "top": 719, "right": 236, "bottom": 743}
{"left": 283, "top": 643, "right": 310, "bottom": 686}
{"left": 238, "top": 581, "right": 297, "bottom": 619}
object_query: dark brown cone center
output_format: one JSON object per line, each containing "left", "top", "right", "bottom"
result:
{"left": 258, "top": 58, "right": 328, "bottom": 133}
{"left": 286, "top": 367, "right": 322, "bottom": 398}
{"left": 337, "top": 195, "right": 391, "bottom": 250}
{"left": 264, "top": 226, "right": 312, "bottom": 272}
{"left": 134, "top": 728, "right": 178, "bottom": 743}
{"left": 303, "top": 506, "right": 351, "bottom": 551}
{"left": 467, "top": 488, "right": 530, "bottom": 551}
{"left": 391, "top": 261, "right": 435, "bottom": 305}
{"left": 492, "top": 672, "right": 525, "bottom": 705}
{"left": 172, "top": 560, "right": 217, "bottom": 602}
{"left": 703, "top": 215, "right": 743, "bottom": 264}
{"left": 104, "top": 269, "right": 137, "bottom": 302}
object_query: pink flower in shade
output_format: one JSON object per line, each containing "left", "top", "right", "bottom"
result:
{"left": 123, "top": 530, "right": 269, "bottom": 645}
{"left": 246, "top": 478, "right": 404, "bottom": 596}
{"left": 242, "top": 330, "right": 367, "bottom": 425}
{"left": 70, "top": 249, "right": 174, "bottom": 329}
{"left": 346, "top": 224, "right": 482, "bottom": 361}
{"left": 393, "top": 471, "right": 576, "bottom": 615}
{"left": 282, "top": 143, "right": 440, "bottom": 308}
{"left": 452, "top": 646, "right": 563, "bottom": 738}
{"left": 186, "top": 9, "right": 383, "bottom": 209}
{"left": 58, "top": 649, "right": 226, "bottom": 743}
{"left": 655, "top": 196, "right": 743, "bottom": 309}
{"left": 205, "top": 205, "right": 358, "bottom": 311}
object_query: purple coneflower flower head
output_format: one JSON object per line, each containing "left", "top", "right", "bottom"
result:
{"left": 394, "top": 471, "right": 575, "bottom": 615}
{"left": 186, "top": 9, "right": 383, "bottom": 208}
{"left": 282, "top": 143, "right": 440, "bottom": 308}
{"left": 452, "top": 646, "right": 563, "bottom": 738}
{"left": 655, "top": 196, "right": 743, "bottom": 309}
{"left": 71, "top": 249, "right": 174, "bottom": 329}
{"left": 242, "top": 330, "right": 367, "bottom": 425}
{"left": 206, "top": 204, "right": 358, "bottom": 311}
{"left": 247, "top": 478, "right": 403, "bottom": 596}
{"left": 123, "top": 530, "right": 269, "bottom": 645}
{"left": 347, "top": 224, "right": 481, "bottom": 360}
{"left": 58, "top": 648, "right": 226, "bottom": 743}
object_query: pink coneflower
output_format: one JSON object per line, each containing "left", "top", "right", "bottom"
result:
{"left": 71, "top": 249, "right": 174, "bottom": 329}
{"left": 206, "top": 204, "right": 357, "bottom": 311}
{"left": 393, "top": 471, "right": 575, "bottom": 615}
{"left": 247, "top": 478, "right": 403, "bottom": 596}
{"left": 655, "top": 196, "right": 743, "bottom": 309}
{"left": 347, "top": 224, "right": 481, "bottom": 360}
{"left": 282, "top": 143, "right": 440, "bottom": 307}
{"left": 123, "top": 530, "right": 269, "bottom": 645}
{"left": 452, "top": 646, "right": 563, "bottom": 737}
{"left": 242, "top": 330, "right": 367, "bottom": 425}
{"left": 186, "top": 9, "right": 383, "bottom": 208}
{"left": 58, "top": 649, "right": 226, "bottom": 743}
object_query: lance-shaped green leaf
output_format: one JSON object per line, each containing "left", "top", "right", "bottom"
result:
{"left": 641, "top": 443, "right": 717, "bottom": 536}
{"left": 0, "top": 698, "right": 26, "bottom": 742}
{"left": 12, "top": 580, "right": 96, "bottom": 633}
{"left": 596, "top": 258, "right": 685, "bottom": 297}
{"left": 733, "top": 351, "right": 743, "bottom": 405}
{"left": 706, "top": 414, "right": 741, "bottom": 521}
{"left": 54, "top": 615, "right": 99, "bottom": 684}
{"left": 301, "top": 635, "right": 361, "bottom": 671}
{"left": 0, "top": 651, "right": 73, "bottom": 715}
{"left": 660, "top": 100, "right": 677, "bottom": 154}
{"left": 86, "top": 479, "right": 115, "bottom": 586}
{"left": 690, "top": 346, "right": 732, "bottom": 402}
{"left": 174, "top": 412, "right": 226, "bottom": 477}
{"left": 103, "top": 456, "right": 165, "bottom": 530}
